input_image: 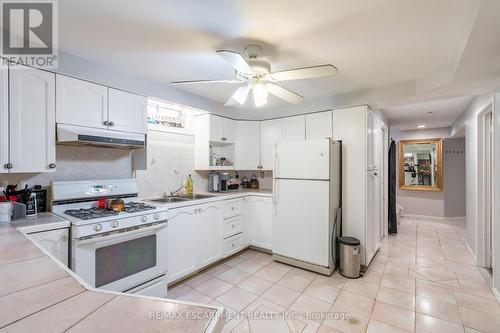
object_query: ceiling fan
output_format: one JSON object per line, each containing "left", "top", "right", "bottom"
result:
{"left": 171, "top": 45, "right": 338, "bottom": 107}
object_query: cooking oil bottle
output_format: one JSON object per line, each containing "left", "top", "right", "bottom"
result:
{"left": 186, "top": 174, "right": 193, "bottom": 195}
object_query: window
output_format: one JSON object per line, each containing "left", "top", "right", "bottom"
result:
{"left": 147, "top": 102, "right": 185, "bottom": 128}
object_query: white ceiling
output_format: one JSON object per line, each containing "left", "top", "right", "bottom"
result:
{"left": 59, "top": 0, "right": 477, "bottom": 110}
{"left": 379, "top": 96, "right": 473, "bottom": 130}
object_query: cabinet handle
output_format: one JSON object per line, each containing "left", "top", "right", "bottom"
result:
{"left": 221, "top": 137, "right": 226, "bottom": 141}
{"left": 103, "top": 121, "right": 110, "bottom": 126}
{"left": 257, "top": 165, "right": 263, "bottom": 169}
{"left": 109, "top": 121, "right": 115, "bottom": 127}
{"left": 4, "top": 163, "right": 12, "bottom": 169}
{"left": 49, "top": 163, "right": 56, "bottom": 169}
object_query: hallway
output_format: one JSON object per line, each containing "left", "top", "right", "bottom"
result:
{"left": 169, "top": 218, "right": 500, "bottom": 333}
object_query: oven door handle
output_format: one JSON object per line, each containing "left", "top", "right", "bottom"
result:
{"left": 75, "top": 222, "right": 167, "bottom": 247}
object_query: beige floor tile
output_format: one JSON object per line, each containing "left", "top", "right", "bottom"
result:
{"left": 261, "top": 284, "right": 300, "bottom": 308}
{"left": 454, "top": 291, "right": 500, "bottom": 315}
{"left": 376, "top": 286, "right": 415, "bottom": 311}
{"left": 333, "top": 290, "right": 375, "bottom": 318}
{"left": 0, "top": 277, "right": 84, "bottom": 327}
{"left": 464, "top": 327, "right": 484, "bottom": 333}
{"left": 277, "top": 271, "right": 314, "bottom": 292}
{"left": 323, "top": 308, "right": 370, "bottom": 333}
{"left": 373, "top": 254, "right": 389, "bottom": 264}
{"left": 362, "top": 270, "right": 383, "bottom": 284}
{"left": 250, "top": 252, "right": 274, "bottom": 265}
{"left": 216, "top": 287, "right": 258, "bottom": 312}
{"left": 381, "top": 274, "right": 416, "bottom": 294}
{"left": 316, "top": 323, "right": 345, "bottom": 333}
{"left": 290, "top": 267, "right": 319, "bottom": 280}
{"left": 411, "top": 267, "right": 457, "bottom": 283}
{"left": 371, "top": 301, "right": 415, "bottom": 332}
{"left": 238, "top": 249, "right": 259, "bottom": 260}
{"left": 415, "top": 296, "right": 461, "bottom": 324}
{"left": 216, "top": 267, "right": 250, "bottom": 285}
{"left": 194, "top": 277, "right": 233, "bottom": 299}
{"left": 415, "top": 313, "right": 464, "bottom": 333}
{"left": 343, "top": 279, "right": 379, "bottom": 299}
{"left": 314, "top": 273, "right": 349, "bottom": 288}
{"left": 267, "top": 261, "right": 294, "bottom": 272}
{"left": 235, "top": 259, "right": 265, "bottom": 274}
{"left": 416, "top": 280, "right": 456, "bottom": 304}
{"left": 176, "top": 288, "right": 213, "bottom": 304}
{"left": 367, "top": 319, "right": 413, "bottom": 333}
{"left": 385, "top": 264, "right": 411, "bottom": 278}
{"left": 167, "top": 283, "right": 192, "bottom": 299}
{"left": 368, "top": 262, "right": 386, "bottom": 273}
{"left": 457, "top": 281, "right": 495, "bottom": 298}
{"left": 205, "top": 263, "right": 231, "bottom": 276}
{"left": 237, "top": 275, "right": 274, "bottom": 296}
{"left": 459, "top": 306, "right": 500, "bottom": 333}
{"left": 303, "top": 280, "right": 341, "bottom": 304}
{"left": 184, "top": 272, "right": 212, "bottom": 287}
{"left": 224, "top": 256, "right": 246, "bottom": 267}
{"left": 254, "top": 265, "right": 288, "bottom": 282}
{"left": 289, "top": 294, "right": 331, "bottom": 321}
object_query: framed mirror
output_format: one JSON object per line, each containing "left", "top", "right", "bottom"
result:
{"left": 399, "top": 138, "right": 443, "bottom": 191}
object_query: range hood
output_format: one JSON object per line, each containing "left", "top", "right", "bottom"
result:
{"left": 57, "top": 124, "right": 145, "bottom": 149}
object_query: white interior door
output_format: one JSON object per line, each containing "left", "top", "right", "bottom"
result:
{"left": 273, "top": 179, "right": 330, "bottom": 266}
{"left": 275, "top": 139, "right": 330, "bottom": 180}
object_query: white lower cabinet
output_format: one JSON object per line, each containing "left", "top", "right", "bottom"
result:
{"left": 167, "top": 206, "right": 198, "bottom": 282}
{"left": 249, "top": 196, "right": 273, "bottom": 250}
{"left": 28, "top": 228, "right": 69, "bottom": 266}
{"left": 196, "top": 203, "right": 223, "bottom": 267}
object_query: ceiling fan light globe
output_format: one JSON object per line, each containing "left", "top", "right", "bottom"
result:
{"left": 253, "top": 83, "right": 268, "bottom": 107}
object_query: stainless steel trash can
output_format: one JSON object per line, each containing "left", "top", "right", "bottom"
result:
{"left": 339, "top": 236, "right": 361, "bottom": 278}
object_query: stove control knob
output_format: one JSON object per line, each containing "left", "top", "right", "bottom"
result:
{"left": 153, "top": 213, "right": 159, "bottom": 220}
{"left": 111, "top": 221, "right": 119, "bottom": 228}
{"left": 141, "top": 216, "right": 148, "bottom": 223}
{"left": 93, "top": 224, "right": 102, "bottom": 232}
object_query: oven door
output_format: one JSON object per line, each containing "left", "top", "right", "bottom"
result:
{"left": 72, "top": 221, "right": 168, "bottom": 292}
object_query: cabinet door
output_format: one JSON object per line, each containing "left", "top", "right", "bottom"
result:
{"left": 250, "top": 196, "right": 273, "bottom": 250}
{"left": 235, "top": 121, "right": 261, "bottom": 170}
{"left": 260, "top": 119, "right": 283, "bottom": 170}
{"left": 196, "top": 204, "right": 223, "bottom": 267}
{"left": 0, "top": 62, "right": 8, "bottom": 173}
{"left": 209, "top": 115, "right": 224, "bottom": 142}
{"left": 282, "top": 115, "right": 305, "bottom": 141}
{"left": 306, "top": 111, "right": 332, "bottom": 140}
{"left": 367, "top": 111, "right": 375, "bottom": 170}
{"left": 9, "top": 67, "right": 56, "bottom": 173}
{"left": 241, "top": 197, "right": 251, "bottom": 247}
{"left": 223, "top": 117, "right": 235, "bottom": 143}
{"left": 167, "top": 207, "right": 197, "bottom": 282}
{"left": 56, "top": 75, "right": 108, "bottom": 129}
{"left": 108, "top": 88, "right": 147, "bottom": 134}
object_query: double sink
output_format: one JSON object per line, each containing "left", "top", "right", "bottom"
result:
{"left": 149, "top": 194, "right": 216, "bottom": 204}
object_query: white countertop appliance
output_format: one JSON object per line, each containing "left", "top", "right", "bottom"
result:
{"left": 272, "top": 139, "right": 341, "bottom": 275}
{"left": 51, "top": 179, "right": 168, "bottom": 297}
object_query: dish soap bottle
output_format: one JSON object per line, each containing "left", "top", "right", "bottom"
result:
{"left": 186, "top": 174, "right": 193, "bottom": 195}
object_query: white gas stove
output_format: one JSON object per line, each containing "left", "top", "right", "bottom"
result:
{"left": 51, "top": 179, "right": 169, "bottom": 297}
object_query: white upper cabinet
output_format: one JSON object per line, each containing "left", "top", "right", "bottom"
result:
{"left": 9, "top": 66, "right": 56, "bottom": 173}
{"left": 209, "top": 115, "right": 235, "bottom": 143}
{"left": 260, "top": 118, "right": 283, "bottom": 170}
{"left": 306, "top": 111, "right": 332, "bottom": 140}
{"left": 282, "top": 115, "right": 305, "bottom": 141}
{"left": 108, "top": 88, "right": 147, "bottom": 134}
{"left": 235, "top": 121, "right": 261, "bottom": 170}
{"left": 56, "top": 75, "right": 108, "bottom": 129}
{"left": 0, "top": 63, "right": 8, "bottom": 173}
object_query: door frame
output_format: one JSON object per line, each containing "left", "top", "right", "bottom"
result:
{"left": 477, "top": 102, "right": 494, "bottom": 269}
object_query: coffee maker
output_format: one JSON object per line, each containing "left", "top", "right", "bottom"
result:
{"left": 208, "top": 172, "right": 219, "bottom": 192}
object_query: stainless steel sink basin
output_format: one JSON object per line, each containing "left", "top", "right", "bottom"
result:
{"left": 149, "top": 194, "right": 215, "bottom": 203}
{"left": 149, "top": 197, "right": 190, "bottom": 203}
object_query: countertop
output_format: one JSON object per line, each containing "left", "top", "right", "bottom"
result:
{"left": 0, "top": 213, "right": 225, "bottom": 332}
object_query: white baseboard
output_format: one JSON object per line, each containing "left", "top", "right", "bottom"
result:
{"left": 403, "top": 214, "right": 466, "bottom": 221}
{"left": 465, "top": 242, "right": 477, "bottom": 262}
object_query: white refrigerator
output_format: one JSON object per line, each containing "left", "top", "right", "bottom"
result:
{"left": 272, "top": 139, "right": 341, "bottom": 275}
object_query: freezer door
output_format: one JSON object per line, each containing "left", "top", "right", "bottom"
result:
{"left": 275, "top": 139, "right": 330, "bottom": 180}
{"left": 273, "top": 179, "right": 330, "bottom": 267}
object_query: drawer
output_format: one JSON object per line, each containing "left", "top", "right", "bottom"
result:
{"left": 224, "top": 234, "right": 242, "bottom": 257}
{"left": 222, "top": 199, "right": 242, "bottom": 219}
{"left": 224, "top": 216, "right": 242, "bottom": 238}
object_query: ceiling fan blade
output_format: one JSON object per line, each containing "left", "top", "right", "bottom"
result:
{"left": 171, "top": 79, "right": 241, "bottom": 86}
{"left": 225, "top": 85, "right": 250, "bottom": 106}
{"left": 266, "top": 83, "right": 304, "bottom": 104}
{"left": 271, "top": 64, "right": 338, "bottom": 81}
{"left": 217, "top": 50, "right": 253, "bottom": 74}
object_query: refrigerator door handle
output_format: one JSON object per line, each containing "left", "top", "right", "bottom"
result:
{"left": 273, "top": 179, "right": 278, "bottom": 216}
